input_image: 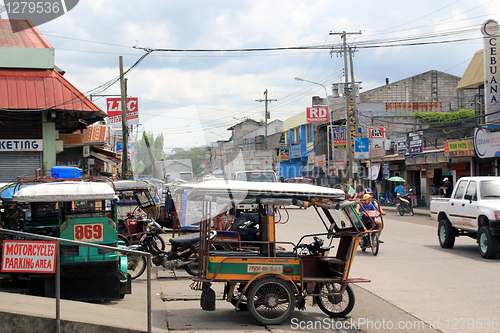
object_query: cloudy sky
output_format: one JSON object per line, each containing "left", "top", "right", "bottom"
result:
{"left": 3, "top": 0, "right": 499, "bottom": 150}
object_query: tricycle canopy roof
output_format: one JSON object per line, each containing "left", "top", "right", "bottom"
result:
{"left": 186, "top": 180, "right": 345, "bottom": 204}
{"left": 114, "top": 179, "right": 151, "bottom": 191}
{"left": 12, "top": 181, "right": 117, "bottom": 202}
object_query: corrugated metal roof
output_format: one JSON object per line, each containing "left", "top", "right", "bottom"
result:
{"left": 457, "top": 50, "right": 483, "bottom": 90}
{"left": 0, "top": 19, "right": 53, "bottom": 49}
{"left": 0, "top": 68, "right": 105, "bottom": 114}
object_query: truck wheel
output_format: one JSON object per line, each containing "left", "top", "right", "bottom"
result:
{"left": 478, "top": 226, "right": 499, "bottom": 259}
{"left": 438, "top": 219, "right": 455, "bottom": 248}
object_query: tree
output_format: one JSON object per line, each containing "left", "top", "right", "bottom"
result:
{"left": 134, "top": 132, "right": 165, "bottom": 175}
{"left": 410, "top": 109, "right": 475, "bottom": 126}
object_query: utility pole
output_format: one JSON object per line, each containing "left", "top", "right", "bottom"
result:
{"left": 119, "top": 56, "right": 128, "bottom": 179}
{"left": 256, "top": 90, "right": 276, "bottom": 150}
{"left": 330, "top": 30, "right": 361, "bottom": 184}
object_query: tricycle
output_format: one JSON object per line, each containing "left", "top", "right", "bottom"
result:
{"left": 186, "top": 180, "right": 372, "bottom": 325}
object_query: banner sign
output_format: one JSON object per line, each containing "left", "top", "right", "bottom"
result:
{"left": 482, "top": 19, "right": 500, "bottom": 125}
{"left": 408, "top": 133, "right": 423, "bottom": 154}
{"left": 382, "top": 162, "right": 390, "bottom": 180}
{"left": 290, "top": 143, "right": 301, "bottom": 159}
{"left": 0, "top": 139, "right": 43, "bottom": 152}
{"left": 107, "top": 97, "right": 139, "bottom": 128}
{"left": 1, "top": 241, "right": 57, "bottom": 273}
{"left": 397, "top": 141, "right": 406, "bottom": 156}
{"left": 279, "top": 146, "right": 289, "bottom": 161}
{"left": 370, "top": 139, "right": 384, "bottom": 158}
{"left": 348, "top": 96, "right": 355, "bottom": 153}
{"left": 475, "top": 127, "right": 500, "bottom": 158}
{"left": 444, "top": 139, "right": 475, "bottom": 157}
{"left": 354, "top": 138, "right": 369, "bottom": 159}
{"left": 314, "top": 154, "right": 325, "bottom": 167}
{"left": 368, "top": 127, "right": 385, "bottom": 139}
{"left": 306, "top": 107, "right": 328, "bottom": 122}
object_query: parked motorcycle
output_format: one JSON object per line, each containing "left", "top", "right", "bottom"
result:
{"left": 126, "top": 221, "right": 227, "bottom": 279}
{"left": 395, "top": 189, "right": 414, "bottom": 216}
{"left": 379, "top": 191, "right": 394, "bottom": 206}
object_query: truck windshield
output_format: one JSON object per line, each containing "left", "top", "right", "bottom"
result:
{"left": 180, "top": 173, "right": 193, "bottom": 181}
{"left": 480, "top": 180, "right": 500, "bottom": 199}
{"left": 236, "top": 171, "right": 277, "bottom": 182}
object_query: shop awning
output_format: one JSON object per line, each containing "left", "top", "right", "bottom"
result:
{"left": 300, "top": 164, "right": 314, "bottom": 172}
{"left": 90, "top": 151, "right": 120, "bottom": 165}
{"left": 457, "top": 50, "right": 484, "bottom": 90}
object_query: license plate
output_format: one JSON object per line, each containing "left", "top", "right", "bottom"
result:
{"left": 73, "top": 223, "right": 104, "bottom": 242}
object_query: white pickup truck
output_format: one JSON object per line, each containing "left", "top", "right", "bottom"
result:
{"left": 430, "top": 176, "right": 500, "bottom": 259}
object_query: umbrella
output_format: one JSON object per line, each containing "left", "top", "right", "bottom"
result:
{"left": 388, "top": 176, "right": 406, "bottom": 182}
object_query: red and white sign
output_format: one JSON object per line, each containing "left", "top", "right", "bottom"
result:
{"left": 106, "top": 97, "right": 139, "bottom": 128}
{"left": 314, "top": 154, "right": 325, "bottom": 167}
{"left": 369, "top": 127, "right": 385, "bottom": 139}
{"left": 73, "top": 223, "right": 104, "bottom": 242}
{"left": 306, "top": 107, "right": 329, "bottom": 122}
{"left": 1, "top": 241, "right": 57, "bottom": 273}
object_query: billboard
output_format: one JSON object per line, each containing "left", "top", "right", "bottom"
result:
{"left": 306, "top": 107, "right": 328, "bottom": 122}
{"left": 107, "top": 97, "right": 139, "bottom": 128}
{"left": 482, "top": 20, "right": 500, "bottom": 125}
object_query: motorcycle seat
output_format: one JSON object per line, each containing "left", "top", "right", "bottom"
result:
{"left": 169, "top": 232, "right": 200, "bottom": 247}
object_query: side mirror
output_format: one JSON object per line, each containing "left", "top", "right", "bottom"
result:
{"left": 464, "top": 194, "right": 473, "bottom": 203}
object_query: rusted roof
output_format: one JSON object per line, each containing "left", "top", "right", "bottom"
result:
{"left": 0, "top": 19, "right": 53, "bottom": 48}
{"left": 457, "top": 50, "right": 483, "bottom": 90}
{"left": 0, "top": 68, "right": 105, "bottom": 114}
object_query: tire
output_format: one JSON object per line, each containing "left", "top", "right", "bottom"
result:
{"left": 398, "top": 204, "right": 404, "bottom": 216}
{"left": 438, "top": 219, "right": 455, "bottom": 249}
{"left": 247, "top": 277, "right": 296, "bottom": 325}
{"left": 384, "top": 198, "right": 392, "bottom": 206}
{"left": 184, "top": 252, "right": 199, "bottom": 276}
{"left": 315, "top": 283, "right": 355, "bottom": 317}
{"left": 478, "top": 226, "right": 499, "bottom": 259}
{"left": 409, "top": 206, "right": 414, "bottom": 216}
{"left": 118, "top": 235, "right": 130, "bottom": 246}
{"left": 128, "top": 255, "right": 147, "bottom": 279}
{"left": 371, "top": 233, "right": 379, "bottom": 256}
{"left": 153, "top": 234, "right": 166, "bottom": 251}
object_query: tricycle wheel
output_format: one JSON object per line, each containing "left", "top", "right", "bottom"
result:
{"left": 128, "top": 255, "right": 147, "bottom": 279}
{"left": 315, "top": 283, "right": 355, "bottom": 317}
{"left": 229, "top": 283, "right": 248, "bottom": 310}
{"left": 247, "top": 277, "right": 296, "bottom": 325}
{"left": 478, "top": 226, "right": 499, "bottom": 259}
{"left": 438, "top": 219, "right": 455, "bottom": 248}
{"left": 371, "top": 233, "right": 379, "bottom": 256}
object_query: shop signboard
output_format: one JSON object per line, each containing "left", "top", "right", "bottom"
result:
{"left": 397, "top": 141, "right": 406, "bottom": 155}
{"left": 415, "top": 154, "right": 425, "bottom": 164}
{"left": 0, "top": 139, "right": 43, "bottom": 152}
{"left": 424, "top": 153, "right": 437, "bottom": 163}
{"left": 354, "top": 138, "right": 369, "bottom": 159}
{"left": 370, "top": 139, "right": 384, "bottom": 157}
{"left": 405, "top": 155, "right": 415, "bottom": 165}
{"left": 306, "top": 107, "right": 329, "bottom": 122}
{"left": 444, "top": 139, "right": 475, "bottom": 157}
{"left": 436, "top": 152, "right": 448, "bottom": 163}
{"left": 408, "top": 133, "right": 423, "bottom": 154}
{"left": 107, "top": 97, "right": 139, "bottom": 128}
{"left": 368, "top": 127, "right": 385, "bottom": 139}
{"left": 382, "top": 162, "right": 390, "bottom": 180}
{"left": 334, "top": 150, "right": 346, "bottom": 170}
{"left": 474, "top": 127, "right": 500, "bottom": 158}
{"left": 279, "top": 146, "right": 289, "bottom": 161}
{"left": 314, "top": 154, "right": 325, "bottom": 167}
{"left": 290, "top": 143, "right": 301, "bottom": 159}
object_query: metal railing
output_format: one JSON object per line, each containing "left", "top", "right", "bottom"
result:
{"left": 0, "top": 229, "right": 153, "bottom": 333}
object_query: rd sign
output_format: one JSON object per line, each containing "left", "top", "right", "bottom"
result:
{"left": 306, "top": 107, "right": 329, "bottom": 122}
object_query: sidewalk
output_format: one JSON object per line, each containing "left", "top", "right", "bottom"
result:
{"left": 382, "top": 204, "right": 430, "bottom": 217}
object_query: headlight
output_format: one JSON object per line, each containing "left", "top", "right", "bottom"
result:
{"left": 495, "top": 212, "right": 500, "bottom": 220}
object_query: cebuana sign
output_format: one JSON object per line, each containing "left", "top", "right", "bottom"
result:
{"left": 482, "top": 19, "right": 500, "bottom": 125}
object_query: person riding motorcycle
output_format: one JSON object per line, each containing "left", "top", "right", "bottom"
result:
{"left": 355, "top": 193, "right": 386, "bottom": 243}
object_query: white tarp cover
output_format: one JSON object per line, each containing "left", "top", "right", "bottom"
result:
{"left": 13, "top": 181, "right": 117, "bottom": 202}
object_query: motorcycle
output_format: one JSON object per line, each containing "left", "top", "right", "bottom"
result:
{"left": 358, "top": 210, "right": 380, "bottom": 256}
{"left": 379, "top": 191, "right": 394, "bottom": 206}
{"left": 126, "top": 221, "right": 229, "bottom": 279}
{"left": 395, "top": 189, "right": 414, "bottom": 216}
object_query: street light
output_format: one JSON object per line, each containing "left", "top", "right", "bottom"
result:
{"left": 294, "top": 77, "right": 334, "bottom": 176}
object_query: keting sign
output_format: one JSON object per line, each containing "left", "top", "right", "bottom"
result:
{"left": 0, "top": 139, "right": 43, "bottom": 152}
{"left": 1, "top": 241, "right": 57, "bottom": 273}
{"left": 306, "top": 107, "right": 328, "bottom": 122}
{"left": 107, "top": 97, "right": 139, "bottom": 128}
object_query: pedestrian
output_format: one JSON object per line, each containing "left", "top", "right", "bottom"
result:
{"left": 439, "top": 178, "right": 453, "bottom": 198}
